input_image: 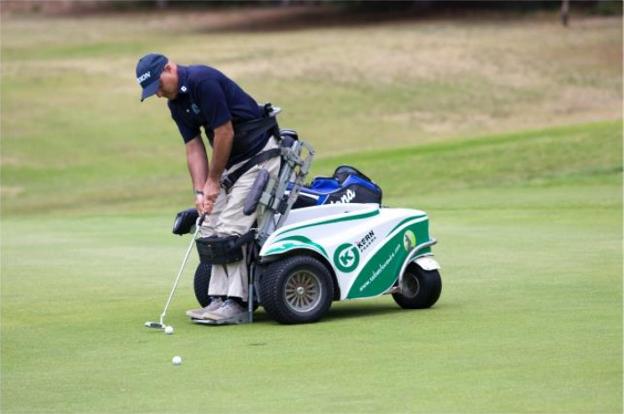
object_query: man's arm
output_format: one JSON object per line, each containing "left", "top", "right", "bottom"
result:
{"left": 202, "top": 120, "right": 234, "bottom": 214}
{"left": 185, "top": 135, "right": 209, "bottom": 214}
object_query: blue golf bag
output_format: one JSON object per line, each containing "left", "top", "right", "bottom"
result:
{"left": 291, "top": 165, "right": 383, "bottom": 209}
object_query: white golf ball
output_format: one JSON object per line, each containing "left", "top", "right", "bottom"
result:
{"left": 172, "top": 355, "right": 182, "bottom": 366}
{"left": 164, "top": 326, "right": 174, "bottom": 335}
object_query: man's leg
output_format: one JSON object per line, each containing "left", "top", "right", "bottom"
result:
{"left": 185, "top": 190, "right": 228, "bottom": 319}
{"left": 204, "top": 138, "right": 281, "bottom": 321}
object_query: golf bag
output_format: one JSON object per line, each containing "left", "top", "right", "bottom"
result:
{"left": 291, "top": 165, "right": 383, "bottom": 209}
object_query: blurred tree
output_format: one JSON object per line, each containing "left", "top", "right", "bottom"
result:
{"left": 561, "top": 0, "right": 570, "bottom": 26}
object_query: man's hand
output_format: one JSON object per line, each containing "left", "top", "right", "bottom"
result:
{"left": 201, "top": 178, "right": 221, "bottom": 215}
{"left": 195, "top": 192, "right": 206, "bottom": 215}
{"left": 185, "top": 121, "right": 233, "bottom": 216}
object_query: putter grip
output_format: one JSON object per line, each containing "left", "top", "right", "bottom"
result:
{"left": 198, "top": 213, "right": 207, "bottom": 227}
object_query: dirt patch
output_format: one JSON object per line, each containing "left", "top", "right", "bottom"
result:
{"left": 0, "top": 185, "right": 25, "bottom": 197}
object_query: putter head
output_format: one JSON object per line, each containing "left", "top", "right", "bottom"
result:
{"left": 144, "top": 321, "right": 165, "bottom": 329}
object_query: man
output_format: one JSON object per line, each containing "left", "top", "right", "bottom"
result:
{"left": 136, "top": 53, "right": 280, "bottom": 323}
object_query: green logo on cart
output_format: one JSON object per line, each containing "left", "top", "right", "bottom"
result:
{"left": 333, "top": 243, "right": 360, "bottom": 273}
{"left": 403, "top": 230, "right": 417, "bottom": 251}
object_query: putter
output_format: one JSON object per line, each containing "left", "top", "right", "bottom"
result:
{"left": 145, "top": 214, "right": 205, "bottom": 330}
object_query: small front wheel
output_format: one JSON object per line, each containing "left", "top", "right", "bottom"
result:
{"left": 259, "top": 255, "right": 334, "bottom": 324}
{"left": 392, "top": 262, "right": 442, "bottom": 309}
{"left": 193, "top": 262, "right": 212, "bottom": 307}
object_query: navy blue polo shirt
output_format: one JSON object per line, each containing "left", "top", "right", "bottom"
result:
{"left": 168, "top": 65, "right": 268, "bottom": 168}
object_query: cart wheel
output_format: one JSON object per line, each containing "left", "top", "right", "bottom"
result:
{"left": 259, "top": 255, "right": 334, "bottom": 324}
{"left": 194, "top": 262, "right": 212, "bottom": 307}
{"left": 392, "top": 262, "right": 442, "bottom": 309}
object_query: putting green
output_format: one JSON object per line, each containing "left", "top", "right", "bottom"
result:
{"left": 2, "top": 120, "right": 621, "bottom": 413}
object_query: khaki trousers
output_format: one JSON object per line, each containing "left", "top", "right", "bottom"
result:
{"left": 199, "top": 137, "right": 280, "bottom": 299}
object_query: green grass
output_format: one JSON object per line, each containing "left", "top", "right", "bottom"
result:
{"left": 1, "top": 10, "right": 622, "bottom": 414}
{"left": 2, "top": 120, "right": 621, "bottom": 413}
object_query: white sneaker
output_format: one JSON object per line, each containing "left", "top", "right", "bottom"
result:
{"left": 186, "top": 298, "right": 224, "bottom": 320}
{"left": 203, "top": 299, "right": 245, "bottom": 321}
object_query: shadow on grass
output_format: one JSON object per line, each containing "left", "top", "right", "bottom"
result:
{"left": 323, "top": 302, "right": 402, "bottom": 322}
{"left": 186, "top": 301, "right": 451, "bottom": 331}
{"left": 251, "top": 301, "right": 450, "bottom": 326}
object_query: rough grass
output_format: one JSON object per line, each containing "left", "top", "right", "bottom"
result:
{"left": 2, "top": 15, "right": 622, "bottom": 152}
{"left": 1, "top": 14, "right": 621, "bottom": 215}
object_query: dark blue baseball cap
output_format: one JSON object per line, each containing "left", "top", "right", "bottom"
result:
{"left": 136, "top": 53, "right": 168, "bottom": 101}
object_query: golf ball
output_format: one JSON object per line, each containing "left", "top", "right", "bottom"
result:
{"left": 172, "top": 356, "right": 182, "bottom": 366}
{"left": 164, "top": 326, "right": 174, "bottom": 335}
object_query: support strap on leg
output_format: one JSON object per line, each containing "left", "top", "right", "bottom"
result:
{"left": 195, "top": 230, "right": 256, "bottom": 265}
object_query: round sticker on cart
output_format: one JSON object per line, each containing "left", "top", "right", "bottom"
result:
{"left": 403, "top": 230, "right": 417, "bottom": 251}
{"left": 333, "top": 243, "right": 360, "bottom": 273}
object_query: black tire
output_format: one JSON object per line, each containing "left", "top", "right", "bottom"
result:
{"left": 193, "top": 262, "right": 212, "bottom": 307}
{"left": 259, "top": 255, "right": 334, "bottom": 324}
{"left": 392, "top": 263, "right": 442, "bottom": 309}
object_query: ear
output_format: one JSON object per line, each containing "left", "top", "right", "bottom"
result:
{"left": 163, "top": 62, "right": 177, "bottom": 74}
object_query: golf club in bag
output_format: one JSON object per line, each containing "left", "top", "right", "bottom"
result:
{"left": 144, "top": 214, "right": 205, "bottom": 330}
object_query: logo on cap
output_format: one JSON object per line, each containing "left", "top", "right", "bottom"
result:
{"left": 137, "top": 72, "right": 151, "bottom": 84}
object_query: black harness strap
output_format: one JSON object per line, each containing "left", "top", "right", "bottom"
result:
{"left": 220, "top": 148, "right": 282, "bottom": 192}
{"left": 234, "top": 116, "right": 279, "bottom": 142}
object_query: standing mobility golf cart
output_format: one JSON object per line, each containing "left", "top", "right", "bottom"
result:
{"left": 165, "top": 107, "right": 442, "bottom": 326}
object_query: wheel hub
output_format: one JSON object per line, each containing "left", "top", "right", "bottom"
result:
{"left": 402, "top": 272, "right": 421, "bottom": 298}
{"left": 284, "top": 270, "right": 322, "bottom": 312}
